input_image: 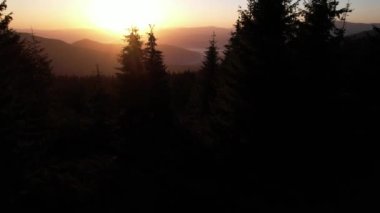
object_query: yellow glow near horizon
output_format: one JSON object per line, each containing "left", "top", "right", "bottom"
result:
{"left": 6, "top": 0, "right": 380, "bottom": 33}
{"left": 87, "top": 0, "right": 168, "bottom": 34}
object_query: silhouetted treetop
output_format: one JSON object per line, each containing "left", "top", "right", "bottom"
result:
{"left": 301, "top": 0, "right": 351, "bottom": 47}
{"left": 198, "top": 32, "right": 219, "bottom": 114}
{"left": 143, "top": 25, "right": 171, "bottom": 126}
{"left": 118, "top": 28, "right": 145, "bottom": 76}
{"left": 0, "top": 0, "right": 12, "bottom": 32}
{"left": 201, "top": 32, "right": 219, "bottom": 74}
{"left": 234, "top": 0, "right": 300, "bottom": 49}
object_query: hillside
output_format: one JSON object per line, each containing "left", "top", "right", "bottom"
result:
{"left": 342, "top": 28, "right": 380, "bottom": 65}
{"left": 72, "top": 39, "right": 202, "bottom": 66}
{"left": 18, "top": 27, "right": 233, "bottom": 50}
{"left": 18, "top": 22, "right": 379, "bottom": 51}
{"left": 20, "top": 34, "right": 116, "bottom": 76}
{"left": 18, "top": 22, "right": 379, "bottom": 76}
{"left": 18, "top": 28, "right": 119, "bottom": 43}
{"left": 20, "top": 34, "right": 202, "bottom": 76}
{"left": 156, "top": 27, "right": 232, "bottom": 51}
{"left": 343, "top": 22, "right": 380, "bottom": 35}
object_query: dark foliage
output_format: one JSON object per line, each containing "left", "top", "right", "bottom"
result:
{"left": 143, "top": 25, "right": 172, "bottom": 129}
{"left": 1, "top": 0, "right": 53, "bottom": 207}
{"left": 1, "top": 0, "right": 379, "bottom": 212}
{"left": 199, "top": 32, "right": 219, "bottom": 115}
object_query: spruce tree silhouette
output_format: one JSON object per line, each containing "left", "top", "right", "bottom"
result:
{"left": 144, "top": 25, "right": 166, "bottom": 76}
{"left": 301, "top": 0, "right": 350, "bottom": 50}
{"left": 211, "top": 0, "right": 299, "bottom": 144}
{"left": 199, "top": 32, "right": 219, "bottom": 115}
{"left": 298, "top": 0, "right": 350, "bottom": 82}
{"left": 117, "top": 27, "right": 149, "bottom": 137}
{"left": 143, "top": 25, "right": 171, "bottom": 130}
{"left": 296, "top": 0, "right": 351, "bottom": 142}
{"left": 183, "top": 33, "right": 220, "bottom": 143}
{"left": 118, "top": 28, "right": 145, "bottom": 75}
{"left": 0, "top": 0, "right": 52, "bottom": 207}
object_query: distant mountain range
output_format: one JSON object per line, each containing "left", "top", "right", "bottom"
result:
{"left": 18, "top": 27, "right": 232, "bottom": 50}
{"left": 18, "top": 28, "right": 119, "bottom": 43}
{"left": 20, "top": 34, "right": 202, "bottom": 76}
{"left": 18, "top": 22, "right": 379, "bottom": 48}
{"left": 17, "top": 22, "right": 379, "bottom": 76}
{"left": 339, "top": 21, "right": 380, "bottom": 35}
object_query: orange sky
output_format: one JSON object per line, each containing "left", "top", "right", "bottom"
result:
{"left": 6, "top": 0, "right": 380, "bottom": 33}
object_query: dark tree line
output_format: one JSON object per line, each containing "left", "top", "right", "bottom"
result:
{"left": 1, "top": 0, "right": 379, "bottom": 212}
{"left": 1, "top": 0, "right": 52, "bottom": 206}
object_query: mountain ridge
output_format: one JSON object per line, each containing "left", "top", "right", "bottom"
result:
{"left": 17, "top": 22, "right": 379, "bottom": 76}
{"left": 17, "top": 22, "right": 380, "bottom": 49}
{"left": 20, "top": 34, "right": 202, "bottom": 76}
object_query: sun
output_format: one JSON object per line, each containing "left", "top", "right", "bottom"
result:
{"left": 87, "top": 0, "right": 165, "bottom": 34}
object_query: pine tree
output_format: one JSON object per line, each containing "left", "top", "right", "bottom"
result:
{"left": 298, "top": 0, "right": 351, "bottom": 91}
{"left": 223, "top": 0, "right": 300, "bottom": 94}
{"left": 210, "top": 0, "right": 300, "bottom": 143}
{"left": 144, "top": 25, "right": 166, "bottom": 78}
{"left": 0, "top": 0, "right": 22, "bottom": 95}
{"left": 1, "top": 0, "right": 52, "bottom": 153}
{"left": 302, "top": 0, "right": 350, "bottom": 46}
{"left": 289, "top": 0, "right": 352, "bottom": 146}
{"left": 199, "top": 32, "right": 219, "bottom": 114}
{"left": 118, "top": 27, "right": 145, "bottom": 76}
{"left": 183, "top": 33, "right": 220, "bottom": 142}
{"left": 143, "top": 25, "right": 171, "bottom": 127}
{"left": 0, "top": 0, "right": 52, "bottom": 205}
{"left": 16, "top": 32, "right": 52, "bottom": 145}
{"left": 117, "top": 28, "right": 149, "bottom": 135}
{"left": 297, "top": 0, "right": 351, "bottom": 69}
{"left": 0, "top": 0, "right": 12, "bottom": 33}
{"left": 231, "top": 0, "right": 300, "bottom": 60}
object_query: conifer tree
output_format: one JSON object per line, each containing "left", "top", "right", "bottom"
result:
{"left": 16, "top": 33, "right": 52, "bottom": 144}
{"left": 210, "top": 0, "right": 300, "bottom": 142}
{"left": 222, "top": 0, "right": 300, "bottom": 93}
{"left": 199, "top": 32, "right": 219, "bottom": 114}
{"left": 301, "top": 0, "right": 350, "bottom": 49}
{"left": 231, "top": 0, "right": 300, "bottom": 60}
{"left": 143, "top": 25, "right": 171, "bottom": 127}
{"left": 0, "top": 0, "right": 52, "bottom": 204}
{"left": 118, "top": 28, "right": 145, "bottom": 76}
{"left": 298, "top": 0, "right": 351, "bottom": 92}
{"left": 1, "top": 0, "right": 51, "bottom": 152}
{"left": 183, "top": 33, "right": 220, "bottom": 142}
{"left": 144, "top": 25, "right": 166, "bottom": 78}
{"left": 117, "top": 28, "right": 149, "bottom": 134}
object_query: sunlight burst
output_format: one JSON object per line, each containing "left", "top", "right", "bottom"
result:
{"left": 87, "top": 0, "right": 165, "bottom": 34}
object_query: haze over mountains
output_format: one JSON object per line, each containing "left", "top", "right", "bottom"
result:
{"left": 20, "top": 34, "right": 203, "bottom": 75}
{"left": 18, "top": 27, "right": 232, "bottom": 47}
{"left": 18, "top": 22, "right": 379, "bottom": 76}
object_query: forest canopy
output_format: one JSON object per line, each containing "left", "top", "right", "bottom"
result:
{"left": 1, "top": 0, "right": 379, "bottom": 212}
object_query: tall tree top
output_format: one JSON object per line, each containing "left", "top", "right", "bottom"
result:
{"left": 302, "top": 0, "right": 351, "bottom": 44}
{"left": 201, "top": 32, "right": 219, "bottom": 74}
{"left": 122, "top": 28, "right": 143, "bottom": 55}
{"left": 146, "top": 25, "right": 158, "bottom": 52}
{"left": 0, "top": 0, "right": 13, "bottom": 33}
{"left": 144, "top": 25, "right": 166, "bottom": 76}
{"left": 118, "top": 27, "right": 145, "bottom": 75}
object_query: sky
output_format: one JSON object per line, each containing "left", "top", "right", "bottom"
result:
{"left": 5, "top": 0, "right": 380, "bottom": 32}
